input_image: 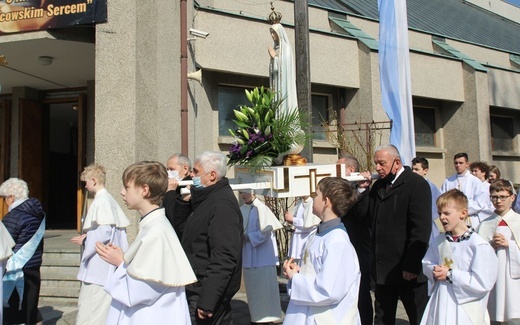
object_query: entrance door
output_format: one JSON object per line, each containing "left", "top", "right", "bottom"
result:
{"left": 39, "top": 95, "right": 86, "bottom": 229}
{"left": 43, "top": 96, "right": 86, "bottom": 229}
{"left": 19, "top": 99, "right": 44, "bottom": 204}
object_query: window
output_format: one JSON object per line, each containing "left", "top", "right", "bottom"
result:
{"left": 491, "top": 115, "right": 514, "bottom": 152}
{"left": 218, "top": 86, "right": 249, "bottom": 136}
{"left": 413, "top": 106, "right": 436, "bottom": 147}
{"left": 311, "top": 94, "right": 330, "bottom": 140}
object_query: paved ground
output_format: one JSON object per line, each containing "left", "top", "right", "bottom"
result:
{"left": 39, "top": 230, "right": 410, "bottom": 324}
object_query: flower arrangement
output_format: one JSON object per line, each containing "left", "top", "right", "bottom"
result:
{"left": 227, "top": 86, "right": 306, "bottom": 171}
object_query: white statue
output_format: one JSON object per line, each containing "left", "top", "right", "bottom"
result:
{"left": 268, "top": 21, "right": 304, "bottom": 157}
{"left": 268, "top": 23, "right": 298, "bottom": 117}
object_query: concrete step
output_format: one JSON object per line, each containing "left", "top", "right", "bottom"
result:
{"left": 41, "top": 265, "right": 79, "bottom": 280}
{"left": 39, "top": 296, "right": 78, "bottom": 308}
{"left": 40, "top": 285, "right": 80, "bottom": 299}
{"left": 42, "top": 251, "right": 81, "bottom": 267}
{"left": 41, "top": 279, "right": 81, "bottom": 289}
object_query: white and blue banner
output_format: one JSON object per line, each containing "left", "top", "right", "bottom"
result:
{"left": 378, "top": 0, "right": 415, "bottom": 166}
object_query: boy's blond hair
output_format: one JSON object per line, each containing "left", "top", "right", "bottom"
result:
{"left": 122, "top": 161, "right": 168, "bottom": 206}
{"left": 436, "top": 189, "right": 468, "bottom": 216}
{"left": 81, "top": 163, "right": 106, "bottom": 185}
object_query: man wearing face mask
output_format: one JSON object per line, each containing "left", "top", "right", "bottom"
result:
{"left": 366, "top": 144, "right": 431, "bottom": 325}
{"left": 175, "top": 151, "right": 243, "bottom": 324}
{"left": 164, "top": 153, "right": 192, "bottom": 238}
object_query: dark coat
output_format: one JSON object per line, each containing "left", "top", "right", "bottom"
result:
{"left": 342, "top": 187, "right": 372, "bottom": 274}
{"left": 369, "top": 167, "right": 431, "bottom": 285}
{"left": 164, "top": 175, "right": 191, "bottom": 239}
{"left": 177, "top": 178, "right": 243, "bottom": 320}
{"left": 2, "top": 198, "right": 45, "bottom": 269}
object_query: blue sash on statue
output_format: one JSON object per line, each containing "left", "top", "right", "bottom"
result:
{"left": 3, "top": 217, "right": 45, "bottom": 309}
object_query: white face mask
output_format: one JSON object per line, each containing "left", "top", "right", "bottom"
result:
{"left": 167, "top": 170, "right": 180, "bottom": 180}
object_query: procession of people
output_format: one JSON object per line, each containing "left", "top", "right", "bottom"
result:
{"left": 1, "top": 8, "right": 519, "bottom": 325}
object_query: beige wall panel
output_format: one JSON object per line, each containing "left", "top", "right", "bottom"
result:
{"left": 309, "top": 6, "right": 334, "bottom": 31}
{"left": 309, "top": 35, "right": 360, "bottom": 87}
{"left": 313, "top": 152, "right": 341, "bottom": 164}
{"left": 448, "top": 39, "right": 511, "bottom": 68}
{"left": 410, "top": 53, "right": 465, "bottom": 101}
{"left": 408, "top": 30, "right": 435, "bottom": 53}
{"left": 493, "top": 160, "right": 520, "bottom": 186}
{"left": 348, "top": 17, "right": 380, "bottom": 40}
{"left": 488, "top": 69, "right": 520, "bottom": 110}
{"left": 195, "top": 13, "right": 272, "bottom": 77}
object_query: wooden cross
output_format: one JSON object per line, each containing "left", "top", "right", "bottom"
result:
{"left": 443, "top": 257, "right": 454, "bottom": 268}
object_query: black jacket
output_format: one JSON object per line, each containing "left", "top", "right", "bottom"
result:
{"left": 369, "top": 167, "right": 431, "bottom": 285}
{"left": 177, "top": 178, "right": 243, "bottom": 319}
{"left": 342, "top": 186, "right": 372, "bottom": 274}
{"left": 164, "top": 175, "right": 191, "bottom": 239}
{"left": 2, "top": 198, "right": 45, "bottom": 269}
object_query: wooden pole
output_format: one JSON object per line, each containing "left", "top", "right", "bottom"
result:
{"left": 294, "top": 0, "right": 313, "bottom": 162}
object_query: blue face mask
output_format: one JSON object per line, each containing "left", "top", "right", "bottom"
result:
{"left": 192, "top": 176, "right": 205, "bottom": 189}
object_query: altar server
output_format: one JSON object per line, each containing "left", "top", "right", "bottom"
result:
{"left": 96, "top": 161, "right": 196, "bottom": 324}
{"left": 440, "top": 153, "right": 493, "bottom": 229}
{"left": 284, "top": 196, "right": 320, "bottom": 260}
{"left": 421, "top": 189, "right": 498, "bottom": 325}
{"left": 283, "top": 177, "right": 361, "bottom": 324}
{"left": 479, "top": 180, "right": 520, "bottom": 324}
{"left": 71, "top": 163, "right": 130, "bottom": 325}
{"left": 239, "top": 190, "right": 282, "bottom": 324}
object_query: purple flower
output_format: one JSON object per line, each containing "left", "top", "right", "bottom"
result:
{"left": 230, "top": 144, "right": 242, "bottom": 154}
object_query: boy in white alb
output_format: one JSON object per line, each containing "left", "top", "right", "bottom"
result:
{"left": 478, "top": 180, "right": 520, "bottom": 325}
{"left": 283, "top": 177, "right": 361, "bottom": 325}
{"left": 239, "top": 190, "right": 282, "bottom": 324}
{"left": 421, "top": 189, "right": 498, "bottom": 325}
{"left": 95, "top": 161, "right": 196, "bottom": 325}
{"left": 0, "top": 220, "right": 15, "bottom": 324}
{"left": 71, "top": 163, "right": 130, "bottom": 325}
{"left": 284, "top": 196, "right": 320, "bottom": 260}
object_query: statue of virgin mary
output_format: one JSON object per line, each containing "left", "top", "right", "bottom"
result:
{"left": 268, "top": 23, "right": 298, "bottom": 118}
{"left": 268, "top": 11, "right": 304, "bottom": 158}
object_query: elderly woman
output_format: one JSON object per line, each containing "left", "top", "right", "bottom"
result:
{"left": 0, "top": 178, "right": 45, "bottom": 325}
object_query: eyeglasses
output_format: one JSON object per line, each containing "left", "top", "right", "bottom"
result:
{"left": 490, "top": 195, "right": 511, "bottom": 202}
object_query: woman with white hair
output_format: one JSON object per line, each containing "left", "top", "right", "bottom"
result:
{"left": 0, "top": 178, "right": 45, "bottom": 325}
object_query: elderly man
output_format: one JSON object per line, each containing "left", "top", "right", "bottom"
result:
{"left": 337, "top": 155, "right": 373, "bottom": 325}
{"left": 367, "top": 145, "right": 431, "bottom": 325}
{"left": 164, "top": 153, "right": 192, "bottom": 238}
{"left": 176, "top": 151, "right": 243, "bottom": 324}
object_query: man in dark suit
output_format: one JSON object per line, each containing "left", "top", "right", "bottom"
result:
{"left": 337, "top": 155, "right": 373, "bottom": 325}
{"left": 368, "top": 144, "right": 431, "bottom": 325}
